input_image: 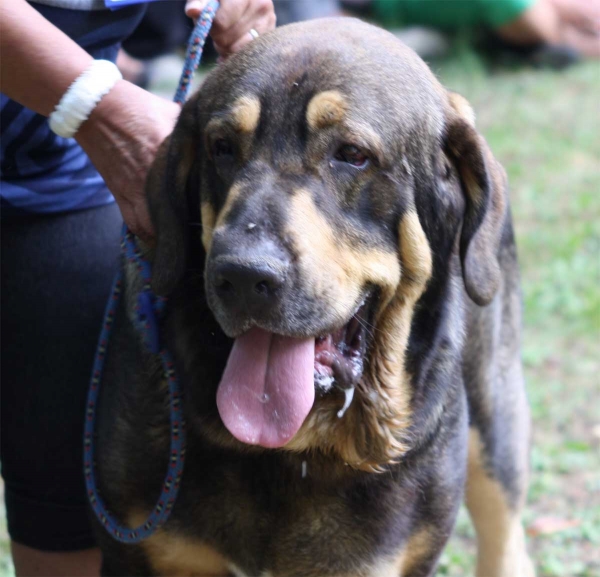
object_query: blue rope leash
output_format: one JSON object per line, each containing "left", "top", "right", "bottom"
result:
{"left": 84, "top": 0, "right": 219, "bottom": 544}
{"left": 174, "top": 0, "right": 220, "bottom": 105}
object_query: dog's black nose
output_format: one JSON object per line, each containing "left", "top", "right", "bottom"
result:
{"left": 212, "top": 256, "right": 289, "bottom": 310}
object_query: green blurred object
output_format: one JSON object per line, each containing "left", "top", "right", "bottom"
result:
{"left": 373, "top": 0, "right": 536, "bottom": 29}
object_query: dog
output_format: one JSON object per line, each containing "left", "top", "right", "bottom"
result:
{"left": 94, "top": 17, "right": 534, "bottom": 577}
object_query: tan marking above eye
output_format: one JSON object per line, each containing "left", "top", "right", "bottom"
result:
{"left": 306, "top": 90, "right": 348, "bottom": 131}
{"left": 231, "top": 95, "right": 261, "bottom": 134}
{"left": 448, "top": 91, "right": 476, "bottom": 127}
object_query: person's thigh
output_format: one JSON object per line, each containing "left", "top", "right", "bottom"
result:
{"left": 1, "top": 202, "right": 122, "bottom": 551}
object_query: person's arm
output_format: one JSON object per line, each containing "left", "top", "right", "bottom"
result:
{"left": 0, "top": 0, "right": 95, "bottom": 116}
{"left": 1, "top": 0, "right": 277, "bottom": 241}
{"left": 0, "top": 0, "right": 180, "bottom": 240}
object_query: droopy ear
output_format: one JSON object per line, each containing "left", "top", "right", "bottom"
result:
{"left": 445, "top": 92, "right": 508, "bottom": 306}
{"left": 147, "top": 100, "right": 199, "bottom": 296}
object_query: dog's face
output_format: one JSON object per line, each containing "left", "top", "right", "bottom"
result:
{"left": 148, "top": 19, "right": 507, "bottom": 470}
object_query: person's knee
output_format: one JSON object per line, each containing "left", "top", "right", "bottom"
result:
{"left": 11, "top": 541, "right": 101, "bottom": 577}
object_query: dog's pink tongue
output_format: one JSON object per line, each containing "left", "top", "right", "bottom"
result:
{"left": 217, "top": 328, "right": 315, "bottom": 448}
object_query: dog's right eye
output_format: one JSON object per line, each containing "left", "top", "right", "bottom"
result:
{"left": 334, "top": 144, "right": 369, "bottom": 169}
{"left": 213, "top": 139, "right": 234, "bottom": 158}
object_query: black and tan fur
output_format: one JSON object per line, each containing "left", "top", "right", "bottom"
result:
{"left": 95, "top": 18, "right": 534, "bottom": 577}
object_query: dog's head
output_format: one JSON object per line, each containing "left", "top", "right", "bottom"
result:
{"left": 148, "top": 19, "right": 507, "bottom": 470}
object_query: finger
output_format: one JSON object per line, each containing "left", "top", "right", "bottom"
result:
{"left": 135, "top": 215, "right": 155, "bottom": 243}
{"left": 559, "top": 0, "right": 600, "bottom": 30}
{"left": 116, "top": 193, "right": 155, "bottom": 242}
{"left": 581, "top": 19, "right": 600, "bottom": 36}
{"left": 213, "top": 5, "right": 275, "bottom": 56}
{"left": 211, "top": 0, "right": 249, "bottom": 33}
{"left": 211, "top": 0, "right": 274, "bottom": 45}
{"left": 563, "top": 24, "right": 600, "bottom": 57}
{"left": 136, "top": 192, "right": 155, "bottom": 238}
{"left": 185, "top": 0, "right": 211, "bottom": 21}
{"left": 224, "top": 13, "right": 275, "bottom": 55}
{"left": 131, "top": 208, "right": 155, "bottom": 243}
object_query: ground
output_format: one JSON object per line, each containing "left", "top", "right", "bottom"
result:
{"left": 1, "top": 49, "right": 598, "bottom": 577}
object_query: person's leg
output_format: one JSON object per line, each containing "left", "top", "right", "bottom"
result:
{"left": 10, "top": 543, "right": 101, "bottom": 577}
{"left": 1, "top": 203, "right": 122, "bottom": 577}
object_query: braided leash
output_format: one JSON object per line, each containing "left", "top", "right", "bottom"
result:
{"left": 174, "top": 0, "right": 219, "bottom": 105}
{"left": 84, "top": 0, "right": 219, "bottom": 544}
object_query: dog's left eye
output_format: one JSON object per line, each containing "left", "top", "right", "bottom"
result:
{"left": 212, "top": 139, "right": 234, "bottom": 159}
{"left": 334, "top": 145, "right": 369, "bottom": 169}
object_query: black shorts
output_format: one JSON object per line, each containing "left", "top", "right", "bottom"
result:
{"left": 1, "top": 203, "right": 122, "bottom": 551}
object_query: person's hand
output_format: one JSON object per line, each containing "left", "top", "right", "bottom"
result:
{"left": 551, "top": 0, "right": 600, "bottom": 34}
{"left": 185, "top": 0, "right": 276, "bottom": 56}
{"left": 75, "top": 80, "right": 181, "bottom": 242}
{"left": 498, "top": 0, "right": 600, "bottom": 58}
{"left": 550, "top": 0, "right": 600, "bottom": 57}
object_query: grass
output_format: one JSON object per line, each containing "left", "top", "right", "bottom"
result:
{"left": 0, "top": 489, "right": 11, "bottom": 577}
{"left": 1, "top": 47, "right": 598, "bottom": 577}
{"left": 433, "top": 53, "right": 600, "bottom": 576}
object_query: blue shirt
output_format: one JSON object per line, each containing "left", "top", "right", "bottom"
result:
{"left": 0, "top": 2, "right": 146, "bottom": 216}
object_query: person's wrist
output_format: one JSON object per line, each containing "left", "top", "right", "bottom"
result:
{"left": 48, "top": 60, "right": 123, "bottom": 138}
{"left": 76, "top": 79, "right": 133, "bottom": 138}
{"left": 77, "top": 80, "right": 180, "bottom": 146}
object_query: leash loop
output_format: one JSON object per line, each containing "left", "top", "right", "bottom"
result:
{"left": 84, "top": 1, "right": 219, "bottom": 544}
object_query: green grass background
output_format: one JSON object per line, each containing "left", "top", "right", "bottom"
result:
{"left": 1, "top": 51, "right": 598, "bottom": 576}
{"left": 434, "top": 54, "right": 600, "bottom": 576}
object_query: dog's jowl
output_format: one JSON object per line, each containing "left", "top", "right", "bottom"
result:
{"left": 95, "top": 18, "right": 534, "bottom": 577}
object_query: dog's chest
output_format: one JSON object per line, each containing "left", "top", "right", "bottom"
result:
{"left": 138, "top": 453, "right": 405, "bottom": 576}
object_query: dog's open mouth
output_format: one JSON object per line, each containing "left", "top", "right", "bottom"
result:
{"left": 314, "top": 297, "right": 371, "bottom": 393}
{"left": 216, "top": 295, "right": 374, "bottom": 449}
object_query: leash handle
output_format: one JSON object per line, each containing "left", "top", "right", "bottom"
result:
{"left": 85, "top": 1, "right": 219, "bottom": 544}
{"left": 174, "top": 0, "right": 220, "bottom": 105}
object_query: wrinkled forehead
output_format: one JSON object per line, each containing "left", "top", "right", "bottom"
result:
{"left": 199, "top": 18, "right": 445, "bottom": 149}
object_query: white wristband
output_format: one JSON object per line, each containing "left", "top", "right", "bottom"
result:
{"left": 48, "top": 60, "right": 122, "bottom": 139}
